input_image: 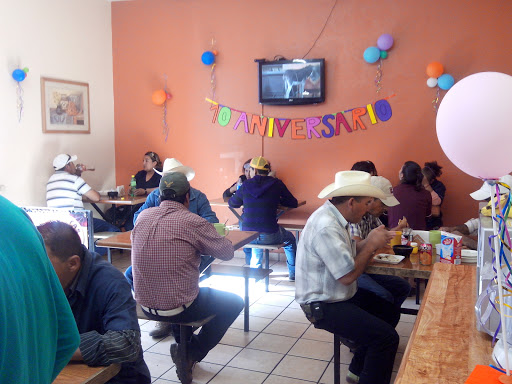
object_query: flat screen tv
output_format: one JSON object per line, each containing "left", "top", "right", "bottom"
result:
{"left": 258, "top": 58, "right": 325, "bottom": 105}
{"left": 22, "top": 206, "right": 95, "bottom": 250}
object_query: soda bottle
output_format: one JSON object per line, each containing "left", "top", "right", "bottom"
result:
{"left": 130, "top": 175, "right": 136, "bottom": 197}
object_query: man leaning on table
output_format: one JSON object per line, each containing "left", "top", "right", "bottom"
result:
{"left": 46, "top": 154, "right": 120, "bottom": 253}
{"left": 131, "top": 172, "right": 244, "bottom": 384}
{"left": 38, "top": 221, "right": 151, "bottom": 384}
{"left": 127, "top": 157, "right": 219, "bottom": 338}
{"left": 228, "top": 156, "right": 298, "bottom": 280}
{"left": 296, "top": 171, "right": 400, "bottom": 384}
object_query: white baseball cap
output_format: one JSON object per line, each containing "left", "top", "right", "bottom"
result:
{"left": 371, "top": 176, "right": 400, "bottom": 207}
{"left": 470, "top": 175, "right": 512, "bottom": 200}
{"left": 53, "top": 154, "right": 77, "bottom": 170}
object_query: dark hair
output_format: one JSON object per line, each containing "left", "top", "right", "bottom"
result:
{"left": 330, "top": 196, "right": 364, "bottom": 205}
{"left": 37, "top": 221, "right": 84, "bottom": 262}
{"left": 254, "top": 168, "right": 270, "bottom": 176}
{"left": 160, "top": 188, "right": 189, "bottom": 204}
{"left": 145, "top": 151, "right": 162, "bottom": 170}
{"left": 351, "top": 161, "right": 378, "bottom": 176}
{"left": 242, "top": 158, "right": 252, "bottom": 172}
{"left": 401, "top": 161, "right": 423, "bottom": 191}
{"left": 423, "top": 161, "right": 443, "bottom": 183}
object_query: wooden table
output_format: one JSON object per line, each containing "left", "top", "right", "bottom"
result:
{"left": 209, "top": 198, "right": 306, "bottom": 223}
{"left": 97, "top": 229, "right": 259, "bottom": 253}
{"left": 53, "top": 362, "right": 120, "bottom": 384}
{"left": 394, "top": 263, "right": 493, "bottom": 383}
{"left": 85, "top": 196, "right": 147, "bottom": 224}
{"left": 366, "top": 251, "right": 433, "bottom": 280}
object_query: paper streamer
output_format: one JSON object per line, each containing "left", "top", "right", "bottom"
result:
{"left": 375, "top": 58, "right": 383, "bottom": 93}
{"left": 16, "top": 82, "right": 24, "bottom": 122}
{"left": 432, "top": 87, "right": 440, "bottom": 111}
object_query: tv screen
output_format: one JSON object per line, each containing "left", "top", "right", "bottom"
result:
{"left": 258, "top": 59, "right": 325, "bottom": 105}
{"left": 22, "top": 206, "right": 95, "bottom": 250}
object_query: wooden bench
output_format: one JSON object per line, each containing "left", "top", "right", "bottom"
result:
{"left": 201, "top": 264, "right": 273, "bottom": 332}
{"left": 94, "top": 232, "right": 123, "bottom": 262}
{"left": 243, "top": 243, "right": 285, "bottom": 290}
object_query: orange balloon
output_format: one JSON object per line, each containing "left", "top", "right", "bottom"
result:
{"left": 152, "top": 89, "right": 167, "bottom": 105}
{"left": 426, "top": 62, "right": 444, "bottom": 78}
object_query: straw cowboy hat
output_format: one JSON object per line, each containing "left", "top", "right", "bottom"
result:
{"left": 470, "top": 174, "right": 512, "bottom": 200}
{"left": 318, "top": 171, "right": 386, "bottom": 199}
{"left": 154, "top": 158, "right": 195, "bottom": 181}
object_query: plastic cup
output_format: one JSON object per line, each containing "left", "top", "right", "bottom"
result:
{"left": 389, "top": 231, "right": 402, "bottom": 247}
{"left": 429, "top": 230, "right": 441, "bottom": 246}
{"left": 213, "top": 223, "right": 229, "bottom": 236}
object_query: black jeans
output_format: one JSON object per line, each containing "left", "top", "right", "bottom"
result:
{"left": 315, "top": 289, "right": 400, "bottom": 384}
{"left": 142, "top": 287, "right": 244, "bottom": 362}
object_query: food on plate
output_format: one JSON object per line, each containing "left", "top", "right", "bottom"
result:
{"left": 374, "top": 254, "right": 401, "bottom": 263}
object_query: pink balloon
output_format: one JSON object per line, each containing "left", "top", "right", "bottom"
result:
{"left": 436, "top": 72, "right": 512, "bottom": 179}
{"left": 377, "top": 34, "right": 393, "bottom": 51}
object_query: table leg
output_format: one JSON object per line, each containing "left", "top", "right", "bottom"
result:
{"left": 244, "top": 277, "right": 249, "bottom": 332}
{"left": 265, "top": 250, "right": 270, "bottom": 292}
{"left": 90, "top": 203, "right": 109, "bottom": 222}
{"left": 228, "top": 207, "right": 243, "bottom": 222}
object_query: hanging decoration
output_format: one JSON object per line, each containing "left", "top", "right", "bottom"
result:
{"left": 206, "top": 94, "right": 395, "bottom": 140}
{"left": 364, "top": 34, "right": 394, "bottom": 93}
{"left": 426, "top": 61, "right": 455, "bottom": 111}
{"left": 11, "top": 67, "right": 29, "bottom": 122}
{"left": 151, "top": 74, "right": 172, "bottom": 142}
{"left": 437, "top": 72, "right": 512, "bottom": 381}
{"left": 201, "top": 38, "right": 218, "bottom": 101}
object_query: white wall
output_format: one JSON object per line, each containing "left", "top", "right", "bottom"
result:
{"left": 0, "top": 0, "right": 115, "bottom": 207}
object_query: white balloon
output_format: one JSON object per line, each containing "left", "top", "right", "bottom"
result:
{"left": 436, "top": 72, "right": 512, "bottom": 179}
{"left": 426, "top": 77, "right": 438, "bottom": 88}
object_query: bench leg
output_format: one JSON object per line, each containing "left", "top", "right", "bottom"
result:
{"left": 334, "top": 334, "right": 341, "bottom": 384}
{"left": 244, "top": 277, "right": 249, "bottom": 332}
{"left": 415, "top": 278, "right": 421, "bottom": 305}
{"left": 107, "top": 248, "right": 112, "bottom": 264}
{"left": 265, "top": 250, "right": 270, "bottom": 292}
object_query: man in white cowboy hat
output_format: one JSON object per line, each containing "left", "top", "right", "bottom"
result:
{"left": 296, "top": 171, "right": 400, "bottom": 384}
{"left": 46, "top": 153, "right": 120, "bottom": 254}
{"left": 349, "top": 176, "right": 411, "bottom": 309}
{"left": 440, "top": 174, "right": 512, "bottom": 249}
{"left": 130, "top": 158, "right": 218, "bottom": 338}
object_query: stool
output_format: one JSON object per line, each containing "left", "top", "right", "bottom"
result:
{"left": 244, "top": 243, "right": 285, "bottom": 291}
{"left": 171, "top": 315, "right": 216, "bottom": 364}
{"left": 333, "top": 334, "right": 358, "bottom": 384}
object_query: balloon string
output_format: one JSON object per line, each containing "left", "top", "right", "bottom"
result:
{"left": 432, "top": 87, "right": 440, "bottom": 111}
{"left": 374, "top": 58, "right": 383, "bottom": 93}
{"left": 16, "top": 82, "right": 24, "bottom": 122}
{"left": 162, "top": 74, "right": 169, "bottom": 142}
{"left": 210, "top": 63, "right": 216, "bottom": 101}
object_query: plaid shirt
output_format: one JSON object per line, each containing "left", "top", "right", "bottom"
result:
{"left": 349, "top": 213, "right": 383, "bottom": 240}
{"left": 131, "top": 200, "right": 234, "bottom": 310}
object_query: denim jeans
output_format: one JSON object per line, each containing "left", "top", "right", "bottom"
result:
{"left": 242, "top": 226, "right": 296, "bottom": 277}
{"left": 92, "top": 218, "right": 120, "bottom": 255}
{"left": 314, "top": 289, "right": 400, "bottom": 384}
{"left": 357, "top": 273, "right": 411, "bottom": 309}
{"left": 141, "top": 287, "right": 244, "bottom": 362}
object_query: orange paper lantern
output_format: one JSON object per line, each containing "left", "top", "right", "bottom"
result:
{"left": 152, "top": 89, "right": 167, "bottom": 106}
{"left": 426, "top": 62, "right": 444, "bottom": 78}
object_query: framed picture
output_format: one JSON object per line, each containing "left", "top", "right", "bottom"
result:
{"left": 41, "top": 77, "right": 90, "bottom": 133}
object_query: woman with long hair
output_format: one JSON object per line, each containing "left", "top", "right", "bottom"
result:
{"left": 422, "top": 161, "right": 446, "bottom": 230}
{"left": 387, "top": 161, "right": 432, "bottom": 230}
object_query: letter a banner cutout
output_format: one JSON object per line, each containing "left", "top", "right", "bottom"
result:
{"left": 206, "top": 94, "right": 395, "bottom": 140}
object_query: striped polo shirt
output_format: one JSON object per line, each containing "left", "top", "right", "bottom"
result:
{"left": 46, "top": 171, "right": 91, "bottom": 209}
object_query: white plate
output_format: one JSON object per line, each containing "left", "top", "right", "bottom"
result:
{"left": 374, "top": 254, "right": 405, "bottom": 264}
{"left": 462, "top": 249, "right": 478, "bottom": 257}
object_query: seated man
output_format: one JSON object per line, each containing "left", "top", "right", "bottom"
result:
{"left": 128, "top": 157, "right": 219, "bottom": 338}
{"left": 131, "top": 172, "right": 244, "bottom": 384}
{"left": 441, "top": 174, "right": 512, "bottom": 250}
{"left": 0, "top": 196, "right": 79, "bottom": 384}
{"left": 46, "top": 153, "right": 120, "bottom": 255}
{"left": 229, "top": 156, "right": 298, "bottom": 280}
{"left": 37, "top": 221, "right": 151, "bottom": 384}
{"left": 296, "top": 171, "right": 400, "bottom": 384}
{"left": 349, "top": 176, "right": 411, "bottom": 308}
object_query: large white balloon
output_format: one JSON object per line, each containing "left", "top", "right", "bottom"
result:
{"left": 436, "top": 72, "right": 512, "bottom": 179}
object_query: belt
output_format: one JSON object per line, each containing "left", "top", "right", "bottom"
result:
{"left": 140, "top": 301, "right": 194, "bottom": 317}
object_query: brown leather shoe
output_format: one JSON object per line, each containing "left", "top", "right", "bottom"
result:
{"left": 149, "top": 322, "right": 173, "bottom": 338}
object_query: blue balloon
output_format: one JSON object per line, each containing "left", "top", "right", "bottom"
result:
{"left": 438, "top": 74, "right": 455, "bottom": 90}
{"left": 201, "top": 51, "right": 215, "bottom": 65}
{"left": 12, "top": 69, "right": 26, "bottom": 82}
{"left": 363, "top": 47, "right": 380, "bottom": 64}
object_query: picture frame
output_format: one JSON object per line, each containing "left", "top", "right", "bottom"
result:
{"left": 41, "top": 77, "right": 90, "bottom": 134}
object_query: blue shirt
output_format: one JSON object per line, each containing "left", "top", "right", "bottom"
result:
{"left": 68, "top": 247, "right": 150, "bottom": 384}
{"left": 134, "top": 187, "right": 218, "bottom": 224}
{"left": 0, "top": 196, "right": 79, "bottom": 383}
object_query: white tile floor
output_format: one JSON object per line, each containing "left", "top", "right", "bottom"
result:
{"left": 111, "top": 250, "right": 419, "bottom": 384}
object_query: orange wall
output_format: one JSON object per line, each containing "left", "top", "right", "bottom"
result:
{"left": 111, "top": 0, "right": 512, "bottom": 226}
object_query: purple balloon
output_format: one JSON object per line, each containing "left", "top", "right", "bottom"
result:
{"left": 377, "top": 34, "right": 394, "bottom": 51}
